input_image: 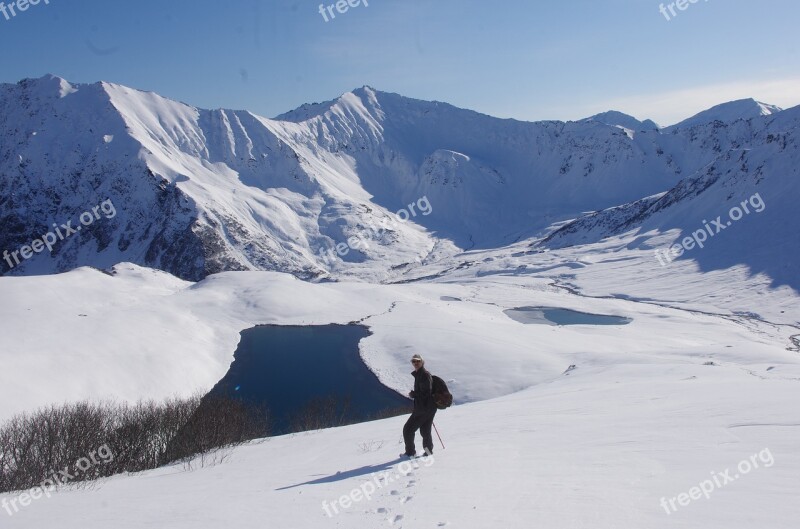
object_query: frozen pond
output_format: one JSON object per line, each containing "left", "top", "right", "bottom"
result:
{"left": 504, "top": 307, "right": 632, "bottom": 326}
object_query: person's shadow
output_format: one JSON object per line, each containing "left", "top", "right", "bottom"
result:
{"left": 276, "top": 457, "right": 405, "bottom": 490}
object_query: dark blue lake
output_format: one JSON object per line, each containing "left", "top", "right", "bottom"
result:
{"left": 208, "top": 324, "right": 410, "bottom": 435}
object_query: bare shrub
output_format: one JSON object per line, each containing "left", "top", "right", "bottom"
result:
{"left": 161, "top": 395, "right": 270, "bottom": 465}
{"left": 289, "top": 395, "right": 353, "bottom": 433}
{"left": 0, "top": 394, "right": 269, "bottom": 493}
{"left": 369, "top": 404, "right": 413, "bottom": 420}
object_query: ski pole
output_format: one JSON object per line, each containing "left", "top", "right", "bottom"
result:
{"left": 433, "top": 421, "right": 445, "bottom": 450}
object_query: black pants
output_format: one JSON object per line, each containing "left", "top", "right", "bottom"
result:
{"left": 403, "top": 409, "right": 437, "bottom": 455}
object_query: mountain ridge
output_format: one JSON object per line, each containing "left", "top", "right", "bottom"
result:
{"left": 1, "top": 74, "right": 795, "bottom": 286}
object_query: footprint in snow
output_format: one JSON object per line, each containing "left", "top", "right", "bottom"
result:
{"left": 400, "top": 496, "right": 412, "bottom": 503}
{"left": 390, "top": 514, "right": 404, "bottom": 524}
{"left": 406, "top": 480, "right": 417, "bottom": 488}
{"left": 376, "top": 507, "right": 389, "bottom": 514}
{"left": 437, "top": 523, "right": 450, "bottom": 527}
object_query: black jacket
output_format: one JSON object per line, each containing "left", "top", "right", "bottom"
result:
{"left": 411, "top": 367, "right": 436, "bottom": 413}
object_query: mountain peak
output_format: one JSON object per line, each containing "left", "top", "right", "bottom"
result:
{"left": 668, "top": 98, "right": 782, "bottom": 129}
{"left": 580, "top": 110, "right": 660, "bottom": 131}
{"left": 14, "top": 74, "right": 77, "bottom": 98}
{"left": 275, "top": 85, "right": 384, "bottom": 123}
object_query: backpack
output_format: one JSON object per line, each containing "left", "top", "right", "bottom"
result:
{"left": 431, "top": 375, "right": 453, "bottom": 410}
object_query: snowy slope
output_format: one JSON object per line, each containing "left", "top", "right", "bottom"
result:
{"left": 0, "top": 262, "right": 798, "bottom": 528}
{"left": 3, "top": 363, "right": 799, "bottom": 529}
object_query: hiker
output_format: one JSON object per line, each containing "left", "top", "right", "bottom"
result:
{"left": 402, "top": 354, "right": 436, "bottom": 457}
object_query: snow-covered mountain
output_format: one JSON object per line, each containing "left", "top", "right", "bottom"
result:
{"left": 667, "top": 98, "right": 782, "bottom": 130}
{"left": 580, "top": 110, "right": 660, "bottom": 132}
{"left": 0, "top": 75, "right": 794, "bottom": 284}
{"left": 275, "top": 87, "right": 685, "bottom": 249}
{"left": 0, "top": 76, "right": 445, "bottom": 281}
{"left": 540, "top": 105, "right": 799, "bottom": 291}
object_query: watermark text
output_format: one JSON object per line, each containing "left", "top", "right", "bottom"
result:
{"left": 659, "top": 0, "right": 709, "bottom": 21}
{"left": 660, "top": 448, "right": 774, "bottom": 515}
{"left": 3, "top": 199, "right": 117, "bottom": 271}
{"left": 655, "top": 192, "right": 765, "bottom": 266}
{"left": 2, "top": 444, "right": 114, "bottom": 517}
{"left": 322, "top": 453, "right": 434, "bottom": 517}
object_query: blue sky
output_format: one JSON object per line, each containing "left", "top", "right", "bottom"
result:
{"left": 1, "top": 0, "right": 798, "bottom": 125}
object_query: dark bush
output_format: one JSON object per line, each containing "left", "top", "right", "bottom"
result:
{"left": 289, "top": 395, "right": 353, "bottom": 433}
{"left": 0, "top": 394, "right": 269, "bottom": 494}
{"left": 162, "top": 395, "right": 269, "bottom": 463}
{"left": 0, "top": 391, "right": 403, "bottom": 493}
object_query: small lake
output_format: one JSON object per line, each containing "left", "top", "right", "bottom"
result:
{"left": 207, "top": 324, "right": 410, "bottom": 435}
{"left": 504, "top": 307, "right": 632, "bottom": 326}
